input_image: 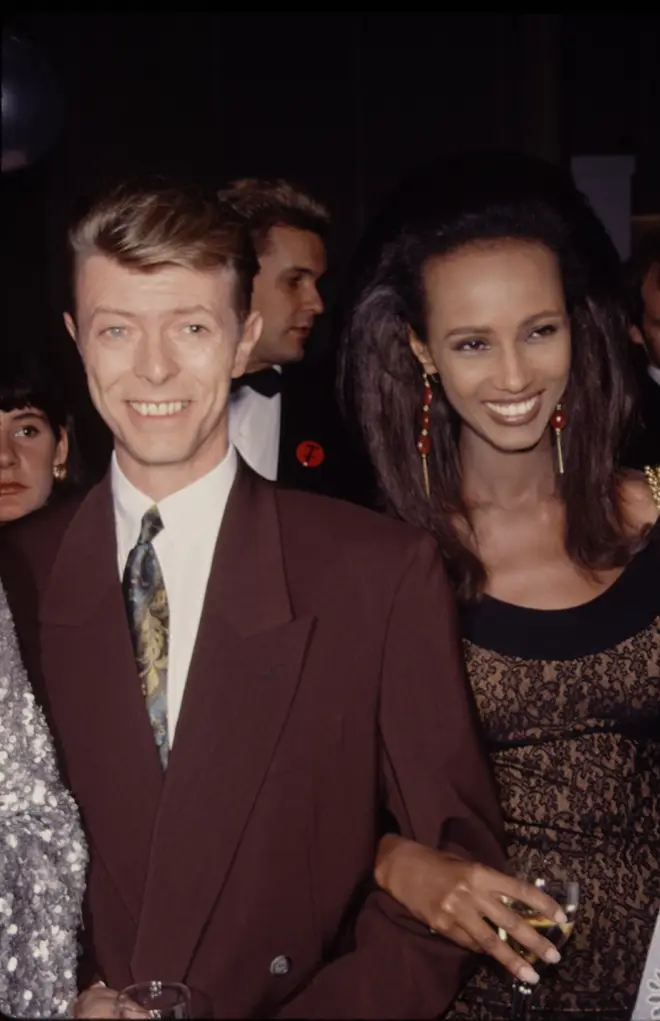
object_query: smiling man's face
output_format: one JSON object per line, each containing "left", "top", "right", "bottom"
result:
{"left": 65, "top": 254, "right": 261, "bottom": 498}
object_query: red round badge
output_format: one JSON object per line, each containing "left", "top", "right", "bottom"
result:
{"left": 296, "top": 440, "right": 325, "bottom": 468}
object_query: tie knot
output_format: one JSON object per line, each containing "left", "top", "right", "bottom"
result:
{"left": 138, "top": 506, "right": 164, "bottom": 545}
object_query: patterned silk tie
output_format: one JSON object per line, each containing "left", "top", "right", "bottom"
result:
{"left": 122, "top": 506, "right": 169, "bottom": 769}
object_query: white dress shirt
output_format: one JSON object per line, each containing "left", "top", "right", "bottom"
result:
{"left": 111, "top": 446, "right": 237, "bottom": 743}
{"left": 648, "top": 362, "right": 660, "bottom": 388}
{"left": 228, "top": 371, "right": 282, "bottom": 481}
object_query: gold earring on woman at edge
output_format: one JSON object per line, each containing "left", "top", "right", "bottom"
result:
{"left": 417, "top": 373, "right": 433, "bottom": 498}
{"left": 550, "top": 403, "right": 567, "bottom": 475}
{"left": 644, "top": 465, "right": 660, "bottom": 509}
{"left": 53, "top": 463, "right": 68, "bottom": 482}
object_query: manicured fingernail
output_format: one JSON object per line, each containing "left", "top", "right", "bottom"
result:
{"left": 545, "top": 947, "right": 561, "bottom": 964}
{"left": 555, "top": 909, "right": 567, "bottom": 923}
{"left": 520, "top": 965, "right": 540, "bottom": 985}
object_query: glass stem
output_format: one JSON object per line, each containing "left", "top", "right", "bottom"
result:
{"left": 510, "top": 979, "right": 534, "bottom": 1020}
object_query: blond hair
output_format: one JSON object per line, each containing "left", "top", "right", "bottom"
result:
{"left": 68, "top": 179, "right": 259, "bottom": 318}
{"left": 216, "top": 178, "right": 330, "bottom": 255}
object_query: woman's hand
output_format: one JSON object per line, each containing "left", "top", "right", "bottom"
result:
{"left": 74, "top": 982, "right": 122, "bottom": 1018}
{"left": 375, "top": 835, "right": 566, "bottom": 985}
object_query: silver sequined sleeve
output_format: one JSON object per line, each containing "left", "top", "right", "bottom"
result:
{"left": 0, "top": 581, "right": 87, "bottom": 1018}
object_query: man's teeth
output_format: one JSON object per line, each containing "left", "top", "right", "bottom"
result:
{"left": 129, "top": 401, "right": 189, "bottom": 417}
{"left": 485, "top": 397, "right": 539, "bottom": 418}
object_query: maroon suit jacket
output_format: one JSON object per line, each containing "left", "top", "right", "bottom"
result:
{"left": 0, "top": 463, "right": 505, "bottom": 1019}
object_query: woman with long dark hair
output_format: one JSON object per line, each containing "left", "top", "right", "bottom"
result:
{"left": 342, "top": 152, "right": 660, "bottom": 1018}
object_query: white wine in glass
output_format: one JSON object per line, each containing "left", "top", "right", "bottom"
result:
{"left": 500, "top": 877, "right": 580, "bottom": 1021}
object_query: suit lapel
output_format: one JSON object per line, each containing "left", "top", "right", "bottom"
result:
{"left": 131, "top": 466, "right": 314, "bottom": 981}
{"left": 40, "top": 477, "right": 164, "bottom": 925}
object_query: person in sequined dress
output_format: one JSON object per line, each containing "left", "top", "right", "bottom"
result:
{"left": 0, "top": 579, "right": 87, "bottom": 1018}
{"left": 341, "top": 150, "right": 660, "bottom": 1019}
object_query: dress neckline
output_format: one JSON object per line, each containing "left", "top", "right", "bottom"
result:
{"left": 460, "top": 525, "right": 660, "bottom": 661}
{"left": 480, "top": 558, "right": 630, "bottom": 616}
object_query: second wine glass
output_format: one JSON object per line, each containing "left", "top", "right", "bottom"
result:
{"left": 116, "top": 981, "right": 192, "bottom": 1019}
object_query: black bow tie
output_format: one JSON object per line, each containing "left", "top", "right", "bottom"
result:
{"left": 231, "top": 368, "right": 282, "bottom": 399}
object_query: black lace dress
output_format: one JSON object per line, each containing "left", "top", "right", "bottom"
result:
{"left": 447, "top": 523, "right": 660, "bottom": 1019}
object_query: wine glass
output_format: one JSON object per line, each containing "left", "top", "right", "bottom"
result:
{"left": 500, "top": 876, "right": 580, "bottom": 1021}
{"left": 116, "top": 981, "right": 192, "bottom": 1019}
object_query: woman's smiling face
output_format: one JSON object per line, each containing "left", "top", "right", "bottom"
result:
{"left": 410, "top": 239, "right": 572, "bottom": 454}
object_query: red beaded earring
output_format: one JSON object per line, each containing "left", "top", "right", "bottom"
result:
{"left": 550, "top": 402, "right": 567, "bottom": 475}
{"left": 417, "top": 372, "right": 433, "bottom": 497}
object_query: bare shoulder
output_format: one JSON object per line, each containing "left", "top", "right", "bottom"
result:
{"left": 619, "top": 468, "right": 660, "bottom": 532}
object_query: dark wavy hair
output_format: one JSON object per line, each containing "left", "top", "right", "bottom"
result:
{"left": 1, "top": 339, "right": 83, "bottom": 492}
{"left": 340, "top": 151, "right": 639, "bottom": 602}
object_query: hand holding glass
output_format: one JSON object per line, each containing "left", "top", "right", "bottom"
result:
{"left": 115, "top": 981, "right": 192, "bottom": 1019}
{"left": 500, "top": 877, "right": 580, "bottom": 1020}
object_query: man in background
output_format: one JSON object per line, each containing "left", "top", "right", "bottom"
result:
{"left": 218, "top": 178, "right": 372, "bottom": 504}
{"left": 625, "top": 227, "right": 660, "bottom": 468}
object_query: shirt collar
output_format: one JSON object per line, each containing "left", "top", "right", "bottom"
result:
{"left": 648, "top": 362, "right": 660, "bottom": 388}
{"left": 111, "top": 445, "right": 238, "bottom": 542}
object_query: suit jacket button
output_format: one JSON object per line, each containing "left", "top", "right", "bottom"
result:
{"left": 270, "top": 955, "right": 292, "bottom": 976}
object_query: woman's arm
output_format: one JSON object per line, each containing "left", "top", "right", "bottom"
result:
{"left": 0, "top": 584, "right": 87, "bottom": 1019}
{"left": 375, "top": 834, "right": 565, "bottom": 984}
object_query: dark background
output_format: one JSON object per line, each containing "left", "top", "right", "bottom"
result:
{"left": 4, "top": 12, "right": 660, "bottom": 313}
{"left": 3, "top": 12, "right": 658, "bottom": 479}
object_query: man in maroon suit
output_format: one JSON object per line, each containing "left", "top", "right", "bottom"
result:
{"left": 0, "top": 180, "right": 504, "bottom": 1018}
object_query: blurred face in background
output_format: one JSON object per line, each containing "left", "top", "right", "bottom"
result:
{"left": 248, "top": 225, "right": 326, "bottom": 371}
{"left": 0, "top": 406, "right": 68, "bottom": 523}
{"left": 631, "top": 262, "right": 660, "bottom": 369}
{"left": 410, "top": 239, "right": 572, "bottom": 458}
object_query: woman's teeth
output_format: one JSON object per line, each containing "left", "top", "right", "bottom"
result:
{"left": 485, "top": 396, "right": 539, "bottom": 419}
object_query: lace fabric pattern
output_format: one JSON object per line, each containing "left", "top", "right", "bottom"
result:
{"left": 446, "top": 615, "right": 660, "bottom": 1019}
